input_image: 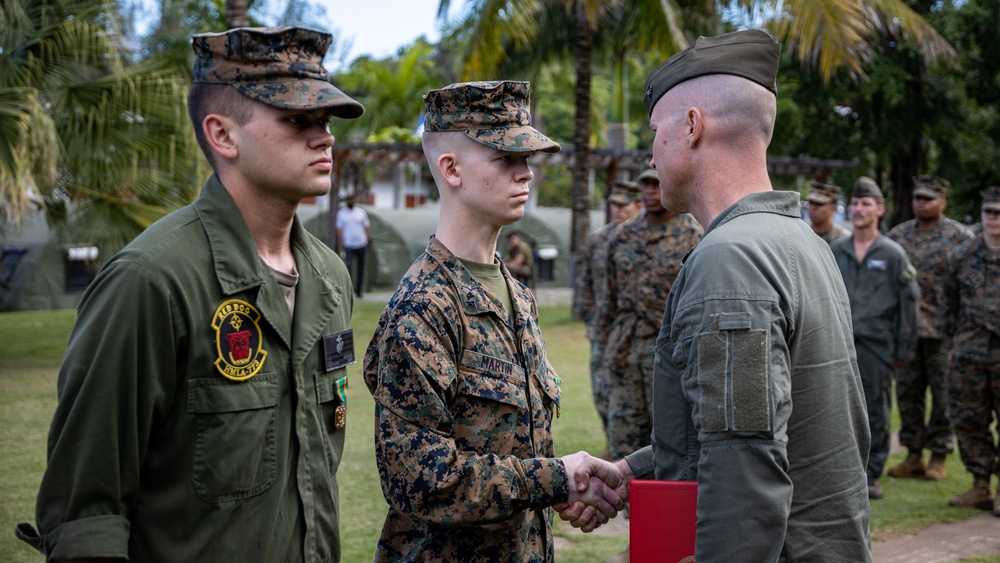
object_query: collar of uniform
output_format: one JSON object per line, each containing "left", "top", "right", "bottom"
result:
{"left": 425, "top": 236, "right": 524, "bottom": 318}
{"left": 703, "top": 190, "right": 800, "bottom": 237}
{"left": 194, "top": 174, "right": 271, "bottom": 294}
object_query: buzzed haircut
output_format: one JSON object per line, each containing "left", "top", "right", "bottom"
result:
{"left": 422, "top": 130, "right": 471, "bottom": 184}
{"left": 187, "top": 83, "right": 255, "bottom": 167}
{"left": 669, "top": 74, "right": 777, "bottom": 145}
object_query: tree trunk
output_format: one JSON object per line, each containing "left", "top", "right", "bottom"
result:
{"left": 226, "top": 0, "right": 250, "bottom": 29}
{"left": 569, "top": 0, "right": 593, "bottom": 255}
{"left": 889, "top": 136, "right": 922, "bottom": 229}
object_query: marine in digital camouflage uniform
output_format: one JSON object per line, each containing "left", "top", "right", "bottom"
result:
{"left": 16, "top": 27, "right": 364, "bottom": 561}
{"left": 504, "top": 230, "right": 534, "bottom": 285}
{"left": 943, "top": 186, "right": 1000, "bottom": 514}
{"left": 602, "top": 169, "right": 703, "bottom": 460}
{"left": 806, "top": 181, "right": 851, "bottom": 244}
{"left": 886, "top": 175, "right": 973, "bottom": 481}
{"left": 363, "top": 80, "right": 624, "bottom": 562}
{"left": 831, "top": 176, "right": 920, "bottom": 500}
{"left": 572, "top": 181, "right": 643, "bottom": 440}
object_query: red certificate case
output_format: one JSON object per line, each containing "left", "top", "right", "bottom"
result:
{"left": 629, "top": 479, "right": 698, "bottom": 563}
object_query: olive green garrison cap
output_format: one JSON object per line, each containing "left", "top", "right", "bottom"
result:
{"left": 643, "top": 29, "right": 781, "bottom": 116}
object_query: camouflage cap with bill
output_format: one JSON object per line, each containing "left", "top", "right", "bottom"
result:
{"left": 636, "top": 169, "right": 659, "bottom": 184}
{"left": 981, "top": 186, "right": 1000, "bottom": 211}
{"left": 609, "top": 181, "right": 641, "bottom": 205}
{"left": 192, "top": 26, "right": 364, "bottom": 117}
{"left": 422, "top": 81, "right": 560, "bottom": 153}
{"left": 807, "top": 181, "right": 841, "bottom": 205}
{"left": 913, "top": 175, "right": 949, "bottom": 199}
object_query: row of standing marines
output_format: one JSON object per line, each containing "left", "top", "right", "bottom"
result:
{"left": 12, "top": 23, "right": 1000, "bottom": 563}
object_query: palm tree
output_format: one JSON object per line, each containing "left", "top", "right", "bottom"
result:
{"left": 729, "top": 0, "right": 955, "bottom": 84}
{"left": 0, "top": 0, "right": 202, "bottom": 252}
{"left": 603, "top": 1, "right": 719, "bottom": 157}
{"left": 734, "top": 1, "right": 956, "bottom": 224}
{"left": 336, "top": 39, "right": 445, "bottom": 138}
{"left": 226, "top": 0, "right": 250, "bottom": 28}
{"left": 438, "top": 0, "right": 954, "bottom": 252}
{"left": 438, "top": 0, "right": 700, "bottom": 253}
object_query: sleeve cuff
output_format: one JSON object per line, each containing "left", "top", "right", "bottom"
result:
{"left": 625, "top": 446, "right": 656, "bottom": 480}
{"left": 43, "top": 514, "right": 131, "bottom": 561}
{"left": 521, "top": 457, "right": 569, "bottom": 508}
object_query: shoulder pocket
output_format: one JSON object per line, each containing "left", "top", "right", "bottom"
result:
{"left": 188, "top": 375, "right": 278, "bottom": 502}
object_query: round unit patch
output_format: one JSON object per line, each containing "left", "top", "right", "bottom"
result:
{"left": 212, "top": 299, "right": 268, "bottom": 381}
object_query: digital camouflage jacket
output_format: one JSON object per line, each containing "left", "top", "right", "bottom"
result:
{"left": 888, "top": 218, "right": 973, "bottom": 340}
{"left": 363, "top": 237, "right": 566, "bottom": 562}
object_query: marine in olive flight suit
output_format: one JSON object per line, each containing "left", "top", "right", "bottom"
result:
{"left": 592, "top": 30, "right": 873, "bottom": 562}
{"left": 831, "top": 177, "right": 920, "bottom": 500}
{"left": 17, "top": 27, "right": 364, "bottom": 562}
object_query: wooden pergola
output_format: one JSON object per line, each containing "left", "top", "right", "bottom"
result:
{"left": 332, "top": 143, "right": 857, "bottom": 189}
{"left": 328, "top": 143, "right": 858, "bottom": 245}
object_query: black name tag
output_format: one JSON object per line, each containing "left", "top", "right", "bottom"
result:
{"left": 322, "top": 329, "right": 356, "bottom": 372}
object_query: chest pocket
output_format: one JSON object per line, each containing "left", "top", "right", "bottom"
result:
{"left": 452, "top": 351, "right": 527, "bottom": 454}
{"left": 188, "top": 375, "right": 278, "bottom": 502}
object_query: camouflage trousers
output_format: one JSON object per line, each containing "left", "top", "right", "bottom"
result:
{"left": 949, "top": 348, "right": 1000, "bottom": 479}
{"left": 895, "top": 338, "right": 954, "bottom": 456}
{"left": 589, "top": 339, "right": 609, "bottom": 432}
{"left": 605, "top": 335, "right": 656, "bottom": 461}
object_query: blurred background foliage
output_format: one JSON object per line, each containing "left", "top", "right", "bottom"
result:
{"left": 3, "top": 0, "right": 999, "bottom": 252}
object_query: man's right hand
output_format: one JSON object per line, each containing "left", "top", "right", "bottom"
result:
{"left": 555, "top": 456, "right": 633, "bottom": 532}
{"left": 556, "top": 452, "right": 629, "bottom": 532}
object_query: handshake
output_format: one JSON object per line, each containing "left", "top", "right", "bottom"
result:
{"left": 555, "top": 452, "right": 635, "bottom": 532}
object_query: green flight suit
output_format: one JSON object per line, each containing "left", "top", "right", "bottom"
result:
{"left": 831, "top": 234, "right": 919, "bottom": 480}
{"left": 17, "top": 175, "right": 353, "bottom": 562}
{"left": 625, "top": 191, "right": 872, "bottom": 562}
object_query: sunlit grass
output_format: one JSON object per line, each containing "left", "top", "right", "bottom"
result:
{"left": 1, "top": 305, "right": 995, "bottom": 561}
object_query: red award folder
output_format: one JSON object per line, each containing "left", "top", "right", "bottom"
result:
{"left": 629, "top": 479, "right": 698, "bottom": 563}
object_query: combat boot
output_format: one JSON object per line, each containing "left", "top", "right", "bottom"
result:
{"left": 887, "top": 451, "right": 926, "bottom": 478}
{"left": 924, "top": 454, "right": 947, "bottom": 481}
{"left": 868, "top": 477, "right": 883, "bottom": 500}
{"left": 948, "top": 478, "right": 992, "bottom": 510}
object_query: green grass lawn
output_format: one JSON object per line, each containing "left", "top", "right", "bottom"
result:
{"left": 0, "top": 304, "right": 995, "bottom": 562}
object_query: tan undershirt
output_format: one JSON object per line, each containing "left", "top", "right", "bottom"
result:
{"left": 459, "top": 257, "right": 513, "bottom": 319}
{"left": 270, "top": 266, "right": 299, "bottom": 321}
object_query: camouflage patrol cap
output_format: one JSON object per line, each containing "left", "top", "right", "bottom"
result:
{"left": 609, "top": 181, "right": 641, "bottom": 205}
{"left": 913, "top": 175, "right": 949, "bottom": 199}
{"left": 422, "top": 81, "right": 560, "bottom": 153}
{"left": 636, "top": 168, "right": 659, "bottom": 184}
{"left": 806, "top": 181, "right": 841, "bottom": 205}
{"left": 981, "top": 186, "right": 1000, "bottom": 211}
{"left": 853, "top": 176, "right": 884, "bottom": 202}
{"left": 191, "top": 27, "right": 364, "bottom": 117}
{"left": 643, "top": 29, "right": 781, "bottom": 117}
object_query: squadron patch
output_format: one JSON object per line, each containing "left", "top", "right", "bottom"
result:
{"left": 212, "top": 299, "right": 268, "bottom": 381}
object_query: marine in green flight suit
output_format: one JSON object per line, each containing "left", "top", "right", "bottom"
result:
{"left": 16, "top": 27, "right": 364, "bottom": 561}
{"left": 831, "top": 176, "right": 920, "bottom": 500}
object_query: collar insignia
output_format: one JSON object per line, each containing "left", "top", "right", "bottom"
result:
{"left": 212, "top": 299, "right": 268, "bottom": 381}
